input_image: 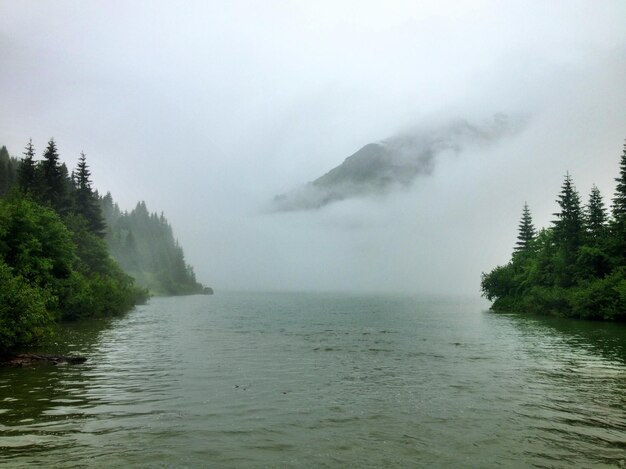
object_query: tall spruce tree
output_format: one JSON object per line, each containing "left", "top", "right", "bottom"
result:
{"left": 552, "top": 172, "right": 583, "bottom": 252}
{"left": 18, "top": 139, "right": 37, "bottom": 193}
{"left": 0, "top": 146, "right": 9, "bottom": 196}
{"left": 585, "top": 184, "right": 607, "bottom": 244}
{"left": 610, "top": 140, "right": 626, "bottom": 260}
{"left": 612, "top": 140, "right": 626, "bottom": 222}
{"left": 74, "top": 152, "right": 106, "bottom": 236}
{"left": 41, "top": 138, "right": 69, "bottom": 212}
{"left": 482, "top": 137, "right": 626, "bottom": 321}
{"left": 514, "top": 202, "right": 535, "bottom": 252}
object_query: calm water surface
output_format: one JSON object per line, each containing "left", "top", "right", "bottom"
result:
{"left": 1, "top": 292, "right": 625, "bottom": 467}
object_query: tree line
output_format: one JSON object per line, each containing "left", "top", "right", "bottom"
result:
{"left": 100, "top": 196, "right": 204, "bottom": 295}
{"left": 481, "top": 140, "right": 626, "bottom": 321}
{"left": 0, "top": 139, "right": 205, "bottom": 352}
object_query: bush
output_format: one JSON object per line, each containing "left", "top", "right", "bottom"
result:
{"left": 0, "top": 196, "right": 147, "bottom": 350}
{"left": 481, "top": 263, "right": 516, "bottom": 302}
{"left": 0, "top": 261, "right": 52, "bottom": 352}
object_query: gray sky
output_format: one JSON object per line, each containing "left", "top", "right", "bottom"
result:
{"left": 1, "top": 0, "right": 625, "bottom": 294}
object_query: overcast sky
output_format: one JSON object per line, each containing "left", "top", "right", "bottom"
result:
{"left": 1, "top": 0, "right": 625, "bottom": 294}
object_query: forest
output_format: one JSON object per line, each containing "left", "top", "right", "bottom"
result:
{"left": 100, "top": 195, "right": 205, "bottom": 295}
{"left": 481, "top": 141, "right": 626, "bottom": 321}
{"left": 0, "top": 139, "right": 205, "bottom": 352}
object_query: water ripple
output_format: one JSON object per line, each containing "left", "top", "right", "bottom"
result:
{"left": 1, "top": 293, "right": 625, "bottom": 467}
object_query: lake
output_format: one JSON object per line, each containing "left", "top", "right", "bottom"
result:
{"left": 1, "top": 292, "right": 625, "bottom": 467}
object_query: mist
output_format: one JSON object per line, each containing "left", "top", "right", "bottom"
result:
{"left": 1, "top": 0, "right": 625, "bottom": 295}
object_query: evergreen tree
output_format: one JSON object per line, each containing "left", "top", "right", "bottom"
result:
{"left": 73, "top": 152, "right": 106, "bottom": 236}
{"left": 585, "top": 184, "right": 607, "bottom": 244}
{"left": 609, "top": 140, "right": 626, "bottom": 261}
{"left": 0, "top": 146, "right": 8, "bottom": 196}
{"left": 612, "top": 140, "right": 626, "bottom": 221}
{"left": 18, "top": 139, "right": 37, "bottom": 193}
{"left": 482, "top": 139, "right": 626, "bottom": 321}
{"left": 0, "top": 146, "right": 18, "bottom": 196}
{"left": 0, "top": 139, "right": 150, "bottom": 351}
{"left": 514, "top": 202, "right": 535, "bottom": 252}
{"left": 41, "top": 138, "right": 69, "bottom": 212}
{"left": 100, "top": 196, "right": 204, "bottom": 295}
{"left": 552, "top": 172, "right": 583, "bottom": 252}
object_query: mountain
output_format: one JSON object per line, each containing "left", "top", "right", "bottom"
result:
{"left": 272, "top": 115, "right": 525, "bottom": 211}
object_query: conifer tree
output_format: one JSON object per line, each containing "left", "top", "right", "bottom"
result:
{"left": 74, "top": 152, "right": 106, "bottom": 236}
{"left": 612, "top": 140, "right": 626, "bottom": 222}
{"left": 18, "top": 138, "right": 37, "bottom": 193}
{"left": 0, "top": 146, "right": 8, "bottom": 196}
{"left": 101, "top": 196, "right": 204, "bottom": 294}
{"left": 585, "top": 184, "right": 607, "bottom": 244}
{"left": 482, "top": 138, "right": 626, "bottom": 321}
{"left": 609, "top": 140, "right": 626, "bottom": 260}
{"left": 41, "top": 138, "right": 69, "bottom": 212}
{"left": 552, "top": 172, "right": 583, "bottom": 252}
{"left": 0, "top": 146, "right": 20, "bottom": 196}
{"left": 514, "top": 202, "right": 535, "bottom": 252}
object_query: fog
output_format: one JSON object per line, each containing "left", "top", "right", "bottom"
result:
{"left": 1, "top": 1, "right": 625, "bottom": 294}
{"left": 271, "top": 114, "right": 528, "bottom": 211}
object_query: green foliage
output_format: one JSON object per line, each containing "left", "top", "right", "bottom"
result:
{"left": 609, "top": 141, "right": 626, "bottom": 264}
{"left": 0, "top": 145, "right": 19, "bottom": 197}
{"left": 17, "top": 139, "right": 37, "bottom": 193}
{"left": 0, "top": 135, "right": 201, "bottom": 351}
{"left": 58, "top": 213, "right": 147, "bottom": 318}
{"left": 0, "top": 261, "right": 52, "bottom": 352}
{"left": 101, "top": 196, "right": 204, "bottom": 295}
{"left": 552, "top": 172, "right": 583, "bottom": 253}
{"left": 481, "top": 263, "right": 516, "bottom": 302}
{"left": 576, "top": 246, "right": 610, "bottom": 280}
{"left": 482, "top": 143, "right": 626, "bottom": 321}
{"left": 612, "top": 140, "right": 626, "bottom": 221}
{"left": 73, "top": 152, "right": 106, "bottom": 237}
{"left": 0, "top": 197, "right": 75, "bottom": 288}
{"left": 569, "top": 271, "right": 626, "bottom": 321}
{"left": 41, "top": 138, "right": 71, "bottom": 213}
{"left": 585, "top": 185, "right": 607, "bottom": 244}
{"left": 514, "top": 203, "right": 535, "bottom": 253}
{"left": 0, "top": 140, "right": 155, "bottom": 351}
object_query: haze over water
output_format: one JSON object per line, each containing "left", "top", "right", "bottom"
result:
{"left": 2, "top": 1, "right": 626, "bottom": 294}
{"left": 2, "top": 3, "right": 626, "bottom": 467}
{"left": 1, "top": 293, "right": 625, "bottom": 467}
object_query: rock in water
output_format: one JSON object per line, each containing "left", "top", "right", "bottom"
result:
{"left": 1, "top": 353, "right": 87, "bottom": 366}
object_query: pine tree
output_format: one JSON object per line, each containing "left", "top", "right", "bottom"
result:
{"left": 0, "top": 146, "right": 18, "bottom": 196}
{"left": 514, "top": 202, "right": 535, "bottom": 252}
{"left": 552, "top": 172, "right": 583, "bottom": 251}
{"left": 609, "top": 140, "right": 626, "bottom": 261}
{"left": 0, "top": 146, "right": 9, "bottom": 196}
{"left": 18, "top": 139, "right": 37, "bottom": 193}
{"left": 482, "top": 137, "right": 626, "bottom": 321}
{"left": 612, "top": 140, "right": 626, "bottom": 222}
{"left": 74, "top": 152, "right": 106, "bottom": 236}
{"left": 41, "top": 138, "right": 69, "bottom": 212}
{"left": 585, "top": 184, "right": 607, "bottom": 244}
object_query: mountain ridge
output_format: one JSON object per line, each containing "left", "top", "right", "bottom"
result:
{"left": 272, "top": 115, "right": 525, "bottom": 211}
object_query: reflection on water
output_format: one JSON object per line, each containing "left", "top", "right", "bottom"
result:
{"left": 1, "top": 293, "right": 625, "bottom": 467}
{"left": 494, "top": 314, "right": 626, "bottom": 467}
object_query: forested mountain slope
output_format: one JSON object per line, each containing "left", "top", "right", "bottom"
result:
{"left": 100, "top": 194, "right": 205, "bottom": 295}
{"left": 0, "top": 139, "right": 209, "bottom": 350}
{"left": 0, "top": 139, "right": 146, "bottom": 351}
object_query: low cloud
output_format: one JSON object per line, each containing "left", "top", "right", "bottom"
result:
{"left": 272, "top": 114, "right": 528, "bottom": 211}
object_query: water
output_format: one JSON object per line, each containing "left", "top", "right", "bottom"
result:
{"left": 1, "top": 292, "right": 625, "bottom": 468}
